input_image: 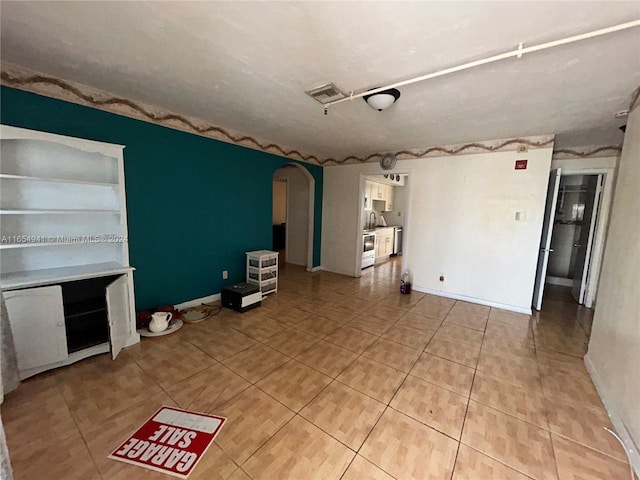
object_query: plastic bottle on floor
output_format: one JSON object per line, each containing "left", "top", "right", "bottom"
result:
{"left": 400, "top": 270, "right": 412, "bottom": 294}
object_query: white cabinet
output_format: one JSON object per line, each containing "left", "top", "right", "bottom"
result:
{"left": 106, "top": 275, "right": 133, "bottom": 359}
{"left": 375, "top": 227, "right": 395, "bottom": 261}
{"left": 386, "top": 185, "right": 395, "bottom": 211}
{"left": 366, "top": 181, "right": 395, "bottom": 212}
{"left": 373, "top": 182, "right": 387, "bottom": 200}
{"left": 0, "top": 125, "right": 139, "bottom": 378}
{"left": 246, "top": 250, "right": 279, "bottom": 294}
{"left": 3, "top": 286, "right": 68, "bottom": 374}
{"left": 4, "top": 275, "right": 135, "bottom": 379}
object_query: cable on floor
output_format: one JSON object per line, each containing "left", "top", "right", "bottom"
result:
{"left": 605, "top": 427, "right": 637, "bottom": 480}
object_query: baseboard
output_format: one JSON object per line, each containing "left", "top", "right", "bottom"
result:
{"left": 584, "top": 353, "right": 640, "bottom": 476}
{"left": 174, "top": 293, "right": 221, "bottom": 310}
{"left": 308, "top": 266, "right": 323, "bottom": 272}
{"left": 412, "top": 286, "right": 532, "bottom": 315}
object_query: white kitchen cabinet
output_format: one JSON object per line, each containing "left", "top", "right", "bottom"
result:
{"left": 375, "top": 227, "right": 395, "bottom": 262}
{"left": 386, "top": 185, "right": 395, "bottom": 211}
{"left": 0, "top": 125, "right": 140, "bottom": 378}
{"left": 366, "top": 181, "right": 395, "bottom": 211}
{"left": 375, "top": 183, "right": 385, "bottom": 200}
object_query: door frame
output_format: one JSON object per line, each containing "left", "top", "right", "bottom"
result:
{"left": 564, "top": 168, "right": 614, "bottom": 308}
{"left": 355, "top": 172, "right": 411, "bottom": 276}
{"left": 551, "top": 166, "right": 615, "bottom": 308}
{"left": 571, "top": 174, "right": 603, "bottom": 305}
{"left": 273, "top": 163, "right": 315, "bottom": 271}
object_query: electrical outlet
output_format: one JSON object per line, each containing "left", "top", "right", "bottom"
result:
{"left": 222, "top": 270, "right": 228, "bottom": 280}
{"left": 439, "top": 275, "right": 445, "bottom": 282}
{"left": 397, "top": 211, "right": 401, "bottom": 216}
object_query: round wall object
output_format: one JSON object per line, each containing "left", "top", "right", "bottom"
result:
{"left": 380, "top": 153, "right": 396, "bottom": 170}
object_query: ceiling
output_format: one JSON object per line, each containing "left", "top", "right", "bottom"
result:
{"left": 1, "top": 1, "right": 639, "bottom": 161}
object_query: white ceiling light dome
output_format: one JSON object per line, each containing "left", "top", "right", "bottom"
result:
{"left": 363, "top": 88, "right": 401, "bottom": 111}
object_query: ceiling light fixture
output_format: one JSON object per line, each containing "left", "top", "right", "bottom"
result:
{"left": 363, "top": 88, "right": 401, "bottom": 111}
{"left": 320, "top": 20, "right": 639, "bottom": 114}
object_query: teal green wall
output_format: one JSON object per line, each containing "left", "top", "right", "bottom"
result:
{"left": 1, "top": 86, "right": 323, "bottom": 310}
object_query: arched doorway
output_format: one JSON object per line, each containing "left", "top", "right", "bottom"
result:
{"left": 272, "top": 163, "right": 315, "bottom": 270}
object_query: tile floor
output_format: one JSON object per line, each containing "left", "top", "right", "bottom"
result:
{"left": 2, "top": 260, "right": 632, "bottom": 479}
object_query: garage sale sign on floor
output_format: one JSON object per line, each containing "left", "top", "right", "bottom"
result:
{"left": 109, "top": 406, "right": 226, "bottom": 478}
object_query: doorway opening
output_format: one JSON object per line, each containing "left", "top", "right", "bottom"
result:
{"left": 533, "top": 169, "right": 613, "bottom": 311}
{"left": 272, "top": 163, "right": 315, "bottom": 271}
{"left": 272, "top": 177, "right": 287, "bottom": 265}
{"left": 357, "top": 172, "right": 410, "bottom": 276}
{"left": 547, "top": 175, "right": 600, "bottom": 291}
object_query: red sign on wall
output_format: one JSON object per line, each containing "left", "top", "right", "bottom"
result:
{"left": 515, "top": 159, "right": 528, "bottom": 170}
{"left": 109, "top": 406, "right": 226, "bottom": 479}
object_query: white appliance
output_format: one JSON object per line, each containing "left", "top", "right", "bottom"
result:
{"left": 362, "top": 231, "right": 376, "bottom": 269}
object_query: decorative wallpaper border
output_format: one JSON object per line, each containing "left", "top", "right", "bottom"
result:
{"left": 552, "top": 146, "right": 622, "bottom": 160}
{"left": 0, "top": 63, "right": 623, "bottom": 165}
{"left": 0, "top": 64, "right": 324, "bottom": 165}
{"left": 326, "top": 136, "right": 555, "bottom": 166}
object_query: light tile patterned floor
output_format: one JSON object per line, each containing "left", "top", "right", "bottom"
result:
{"left": 2, "top": 261, "right": 631, "bottom": 479}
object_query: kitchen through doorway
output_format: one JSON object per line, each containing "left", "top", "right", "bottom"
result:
{"left": 358, "top": 172, "right": 410, "bottom": 275}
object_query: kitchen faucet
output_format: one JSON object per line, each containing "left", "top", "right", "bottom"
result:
{"left": 369, "top": 212, "right": 377, "bottom": 229}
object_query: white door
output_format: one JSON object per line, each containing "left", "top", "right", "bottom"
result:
{"left": 532, "top": 168, "right": 562, "bottom": 311}
{"left": 106, "top": 275, "right": 131, "bottom": 359}
{"left": 3, "top": 286, "right": 68, "bottom": 376}
{"left": 571, "top": 175, "right": 603, "bottom": 304}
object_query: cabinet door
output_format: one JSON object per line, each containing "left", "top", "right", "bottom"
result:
{"left": 3, "top": 286, "right": 68, "bottom": 375}
{"left": 106, "top": 275, "right": 131, "bottom": 359}
{"left": 375, "top": 236, "right": 382, "bottom": 259}
{"left": 387, "top": 186, "right": 394, "bottom": 211}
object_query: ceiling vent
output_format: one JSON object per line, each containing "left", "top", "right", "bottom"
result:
{"left": 305, "top": 83, "right": 346, "bottom": 104}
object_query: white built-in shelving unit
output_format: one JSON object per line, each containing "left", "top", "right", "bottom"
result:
{"left": 0, "top": 125, "right": 139, "bottom": 379}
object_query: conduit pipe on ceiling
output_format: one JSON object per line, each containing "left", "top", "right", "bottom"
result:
{"left": 323, "top": 19, "right": 640, "bottom": 112}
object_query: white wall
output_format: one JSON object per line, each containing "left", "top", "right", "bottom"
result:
{"left": 272, "top": 180, "right": 287, "bottom": 224}
{"left": 585, "top": 104, "right": 640, "bottom": 469}
{"left": 322, "top": 147, "right": 553, "bottom": 312}
{"left": 274, "top": 167, "right": 308, "bottom": 266}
